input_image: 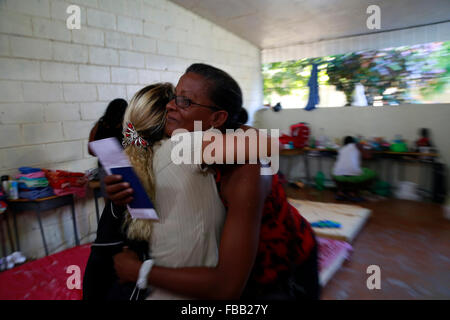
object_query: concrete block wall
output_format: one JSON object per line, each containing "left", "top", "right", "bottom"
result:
{"left": 0, "top": 0, "right": 263, "bottom": 259}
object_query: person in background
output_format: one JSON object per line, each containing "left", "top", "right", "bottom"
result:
{"left": 88, "top": 98, "right": 128, "bottom": 156}
{"left": 88, "top": 98, "right": 128, "bottom": 196}
{"left": 415, "top": 128, "right": 433, "bottom": 150}
{"left": 332, "top": 136, "right": 376, "bottom": 201}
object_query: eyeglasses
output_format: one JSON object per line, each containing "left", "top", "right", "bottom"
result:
{"left": 172, "top": 95, "right": 221, "bottom": 111}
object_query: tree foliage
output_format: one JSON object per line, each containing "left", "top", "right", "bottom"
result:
{"left": 262, "top": 41, "right": 449, "bottom": 106}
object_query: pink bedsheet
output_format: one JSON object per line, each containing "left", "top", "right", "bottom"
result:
{"left": 0, "top": 244, "right": 91, "bottom": 300}
{"left": 317, "top": 237, "right": 353, "bottom": 272}
{"left": 0, "top": 238, "right": 352, "bottom": 300}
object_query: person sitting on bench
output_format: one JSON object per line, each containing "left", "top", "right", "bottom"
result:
{"left": 332, "top": 136, "right": 376, "bottom": 201}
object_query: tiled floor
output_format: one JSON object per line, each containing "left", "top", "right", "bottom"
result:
{"left": 285, "top": 186, "right": 450, "bottom": 300}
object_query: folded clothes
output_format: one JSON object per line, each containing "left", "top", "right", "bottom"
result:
{"left": 18, "top": 185, "right": 47, "bottom": 191}
{"left": 53, "top": 187, "right": 86, "bottom": 198}
{"left": 16, "top": 171, "right": 46, "bottom": 179}
{"left": 17, "top": 178, "right": 49, "bottom": 188}
{"left": 19, "top": 186, "right": 54, "bottom": 200}
{"left": 43, "top": 169, "right": 87, "bottom": 198}
{"left": 18, "top": 167, "right": 42, "bottom": 174}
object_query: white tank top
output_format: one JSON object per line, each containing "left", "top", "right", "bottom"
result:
{"left": 147, "top": 133, "right": 226, "bottom": 299}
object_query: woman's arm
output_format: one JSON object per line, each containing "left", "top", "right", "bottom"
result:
{"left": 113, "top": 164, "right": 272, "bottom": 299}
{"left": 200, "top": 128, "right": 279, "bottom": 164}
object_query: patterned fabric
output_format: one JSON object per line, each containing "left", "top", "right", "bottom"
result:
{"left": 43, "top": 169, "right": 88, "bottom": 198}
{"left": 215, "top": 170, "right": 317, "bottom": 287}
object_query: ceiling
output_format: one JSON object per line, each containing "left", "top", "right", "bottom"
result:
{"left": 170, "top": 0, "right": 450, "bottom": 49}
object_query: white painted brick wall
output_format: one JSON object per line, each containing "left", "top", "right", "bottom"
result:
{"left": 44, "top": 103, "right": 80, "bottom": 121}
{"left": 10, "top": 36, "right": 52, "bottom": 60}
{"left": 53, "top": 42, "right": 89, "bottom": 63}
{"left": 0, "top": 34, "right": 9, "bottom": 56}
{"left": 0, "top": 103, "right": 45, "bottom": 124}
{"left": 23, "top": 122, "right": 64, "bottom": 144}
{"left": 0, "top": 80, "right": 23, "bottom": 102}
{"left": 89, "top": 47, "right": 119, "bottom": 65}
{"left": 105, "top": 31, "right": 133, "bottom": 50}
{"left": 23, "top": 82, "right": 64, "bottom": 102}
{"left": 72, "top": 28, "right": 104, "bottom": 46}
{"left": 0, "top": 0, "right": 262, "bottom": 259}
{"left": 80, "top": 102, "right": 107, "bottom": 120}
{"left": 32, "top": 17, "right": 72, "bottom": 42}
{"left": 6, "top": 0, "right": 51, "bottom": 18}
{"left": 132, "top": 35, "right": 157, "bottom": 53}
{"left": 118, "top": 16, "right": 143, "bottom": 35}
{"left": 119, "top": 50, "right": 145, "bottom": 68}
{"left": 97, "top": 84, "right": 127, "bottom": 101}
{"left": 0, "top": 12, "right": 33, "bottom": 36}
{"left": 0, "top": 58, "right": 41, "bottom": 81}
{"left": 79, "top": 65, "right": 111, "bottom": 83}
{"left": 63, "top": 83, "right": 98, "bottom": 101}
{"left": 87, "top": 8, "right": 116, "bottom": 30}
{"left": 63, "top": 120, "right": 95, "bottom": 140}
{"left": 41, "top": 62, "right": 79, "bottom": 82}
{"left": 0, "top": 125, "right": 23, "bottom": 148}
{"left": 111, "top": 67, "right": 138, "bottom": 83}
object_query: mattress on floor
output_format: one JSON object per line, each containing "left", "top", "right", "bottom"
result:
{"left": 317, "top": 237, "right": 352, "bottom": 287}
{"left": 0, "top": 240, "right": 350, "bottom": 297}
{"left": 288, "top": 199, "right": 371, "bottom": 243}
{"left": 0, "top": 244, "right": 90, "bottom": 300}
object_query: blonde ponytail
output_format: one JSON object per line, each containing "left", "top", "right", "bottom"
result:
{"left": 121, "top": 83, "right": 174, "bottom": 241}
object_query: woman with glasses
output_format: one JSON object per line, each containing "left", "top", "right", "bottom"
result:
{"left": 102, "top": 64, "right": 319, "bottom": 300}
{"left": 84, "top": 79, "right": 273, "bottom": 300}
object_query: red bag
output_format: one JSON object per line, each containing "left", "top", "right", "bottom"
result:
{"left": 279, "top": 123, "right": 310, "bottom": 148}
{"left": 290, "top": 123, "right": 310, "bottom": 148}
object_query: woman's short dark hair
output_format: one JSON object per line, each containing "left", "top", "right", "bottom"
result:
{"left": 100, "top": 98, "right": 128, "bottom": 128}
{"left": 237, "top": 108, "right": 248, "bottom": 125}
{"left": 185, "top": 63, "right": 243, "bottom": 129}
{"left": 343, "top": 136, "right": 355, "bottom": 145}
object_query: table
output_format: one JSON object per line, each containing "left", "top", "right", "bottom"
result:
{"left": 7, "top": 194, "right": 79, "bottom": 256}
{"left": 280, "top": 147, "right": 439, "bottom": 195}
{"left": 88, "top": 180, "right": 102, "bottom": 224}
{"left": 280, "top": 148, "right": 311, "bottom": 186}
{"left": 0, "top": 210, "right": 16, "bottom": 259}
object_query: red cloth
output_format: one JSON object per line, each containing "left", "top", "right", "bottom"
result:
{"left": 253, "top": 174, "right": 316, "bottom": 283}
{"left": 0, "top": 244, "right": 91, "bottom": 300}
{"left": 43, "top": 169, "right": 88, "bottom": 198}
{"left": 215, "top": 170, "right": 316, "bottom": 285}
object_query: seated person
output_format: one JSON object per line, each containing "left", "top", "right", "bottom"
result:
{"left": 332, "top": 136, "right": 376, "bottom": 201}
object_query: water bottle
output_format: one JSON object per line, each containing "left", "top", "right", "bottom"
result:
{"left": 9, "top": 181, "right": 19, "bottom": 200}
